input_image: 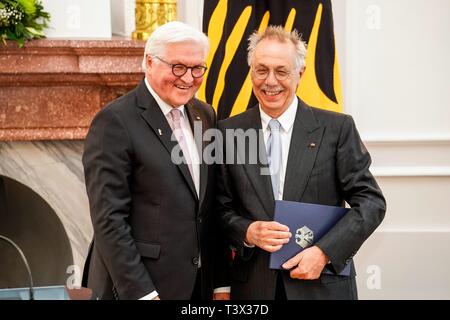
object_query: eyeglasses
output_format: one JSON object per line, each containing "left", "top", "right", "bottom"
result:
{"left": 252, "top": 67, "right": 292, "bottom": 81}
{"left": 152, "top": 56, "right": 207, "bottom": 78}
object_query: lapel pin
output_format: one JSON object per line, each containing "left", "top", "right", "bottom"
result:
{"left": 195, "top": 116, "right": 201, "bottom": 120}
{"left": 308, "top": 142, "right": 316, "bottom": 148}
{"left": 158, "top": 129, "right": 162, "bottom": 136}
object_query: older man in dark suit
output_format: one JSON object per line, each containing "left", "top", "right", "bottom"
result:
{"left": 82, "top": 21, "right": 229, "bottom": 300}
{"left": 216, "top": 26, "right": 386, "bottom": 300}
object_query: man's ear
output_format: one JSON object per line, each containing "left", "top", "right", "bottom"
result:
{"left": 146, "top": 55, "right": 153, "bottom": 69}
{"left": 299, "top": 66, "right": 306, "bottom": 78}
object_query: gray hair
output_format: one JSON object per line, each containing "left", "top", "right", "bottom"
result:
{"left": 247, "top": 25, "right": 307, "bottom": 71}
{"left": 141, "top": 21, "right": 210, "bottom": 71}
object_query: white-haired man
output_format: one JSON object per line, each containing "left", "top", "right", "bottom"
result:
{"left": 82, "top": 21, "right": 230, "bottom": 300}
{"left": 216, "top": 26, "right": 386, "bottom": 299}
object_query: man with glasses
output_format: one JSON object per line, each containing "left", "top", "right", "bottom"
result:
{"left": 215, "top": 26, "right": 386, "bottom": 299}
{"left": 82, "top": 21, "right": 230, "bottom": 300}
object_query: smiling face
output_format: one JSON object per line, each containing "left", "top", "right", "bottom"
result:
{"left": 146, "top": 41, "right": 205, "bottom": 107}
{"left": 250, "top": 38, "right": 303, "bottom": 118}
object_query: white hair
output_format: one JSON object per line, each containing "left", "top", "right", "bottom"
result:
{"left": 141, "top": 21, "right": 210, "bottom": 71}
{"left": 247, "top": 25, "right": 307, "bottom": 71}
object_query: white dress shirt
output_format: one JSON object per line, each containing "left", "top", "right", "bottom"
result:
{"left": 144, "top": 78, "right": 200, "bottom": 196}
{"left": 261, "top": 99, "right": 331, "bottom": 265}
{"left": 243, "top": 99, "right": 297, "bottom": 251}
{"left": 259, "top": 98, "right": 298, "bottom": 200}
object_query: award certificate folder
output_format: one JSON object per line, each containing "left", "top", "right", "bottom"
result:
{"left": 270, "top": 200, "right": 350, "bottom": 276}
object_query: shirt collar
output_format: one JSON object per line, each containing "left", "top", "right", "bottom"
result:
{"left": 259, "top": 97, "right": 298, "bottom": 133}
{"left": 144, "top": 77, "right": 186, "bottom": 118}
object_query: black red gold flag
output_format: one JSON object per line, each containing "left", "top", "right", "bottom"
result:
{"left": 199, "top": 0, "right": 343, "bottom": 120}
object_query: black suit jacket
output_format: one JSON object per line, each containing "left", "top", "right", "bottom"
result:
{"left": 82, "top": 80, "right": 228, "bottom": 299}
{"left": 216, "top": 98, "right": 386, "bottom": 299}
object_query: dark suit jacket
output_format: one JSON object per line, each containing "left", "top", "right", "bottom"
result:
{"left": 82, "top": 80, "right": 228, "bottom": 300}
{"left": 216, "top": 98, "right": 386, "bottom": 300}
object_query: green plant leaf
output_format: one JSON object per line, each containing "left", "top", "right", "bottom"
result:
{"left": 16, "top": 0, "right": 36, "bottom": 15}
{"left": 26, "top": 26, "right": 44, "bottom": 36}
{"left": 0, "top": 0, "right": 51, "bottom": 47}
{"left": 6, "top": 29, "right": 16, "bottom": 39}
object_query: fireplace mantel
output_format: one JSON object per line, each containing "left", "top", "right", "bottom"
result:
{"left": 0, "top": 38, "right": 145, "bottom": 141}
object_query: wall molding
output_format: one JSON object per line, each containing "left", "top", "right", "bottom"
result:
{"left": 375, "top": 228, "right": 450, "bottom": 233}
{"left": 363, "top": 137, "right": 450, "bottom": 177}
{"left": 372, "top": 166, "right": 450, "bottom": 177}
{"left": 363, "top": 135, "right": 450, "bottom": 144}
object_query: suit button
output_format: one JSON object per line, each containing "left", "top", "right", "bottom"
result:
{"left": 198, "top": 217, "right": 202, "bottom": 224}
{"left": 192, "top": 257, "right": 199, "bottom": 266}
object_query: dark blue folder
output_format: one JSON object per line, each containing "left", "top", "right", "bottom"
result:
{"left": 270, "top": 200, "right": 351, "bottom": 276}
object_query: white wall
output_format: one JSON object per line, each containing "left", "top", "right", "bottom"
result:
{"left": 343, "top": 0, "right": 450, "bottom": 140}
{"left": 42, "top": 0, "right": 111, "bottom": 38}
{"left": 110, "top": 0, "right": 135, "bottom": 36}
{"left": 177, "top": 0, "right": 204, "bottom": 30}
{"left": 335, "top": 0, "right": 450, "bottom": 299}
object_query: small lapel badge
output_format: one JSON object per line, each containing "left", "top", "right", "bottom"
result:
{"left": 308, "top": 142, "right": 316, "bottom": 148}
{"left": 195, "top": 116, "right": 201, "bottom": 120}
{"left": 158, "top": 129, "right": 162, "bottom": 136}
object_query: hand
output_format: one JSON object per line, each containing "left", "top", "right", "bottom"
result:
{"left": 282, "top": 246, "right": 328, "bottom": 280}
{"left": 213, "top": 292, "right": 230, "bottom": 300}
{"left": 152, "top": 296, "right": 160, "bottom": 300}
{"left": 245, "top": 221, "right": 291, "bottom": 253}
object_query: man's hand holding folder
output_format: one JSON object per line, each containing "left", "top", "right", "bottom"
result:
{"left": 269, "top": 200, "right": 351, "bottom": 277}
{"left": 245, "top": 221, "right": 292, "bottom": 252}
{"left": 281, "top": 245, "right": 329, "bottom": 280}
{"left": 244, "top": 220, "right": 332, "bottom": 280}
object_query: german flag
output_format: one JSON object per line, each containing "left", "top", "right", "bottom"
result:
{"left": 199, "top": 0, "right": 343, "bottom": 120}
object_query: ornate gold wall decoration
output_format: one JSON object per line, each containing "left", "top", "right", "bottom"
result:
{"left": 132, "top": 0, "right": 177, "bottom": 40}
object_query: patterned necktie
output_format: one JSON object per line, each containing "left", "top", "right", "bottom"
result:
{"left": 266, "top": 119, "right": 282, "bottom": 200}
{"left": 169, "top": 108, "right": 194, "bottom": 179}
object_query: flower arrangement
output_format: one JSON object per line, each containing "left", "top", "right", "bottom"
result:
{"left": 0, "top": 0, "right": 50, "bottom": 47}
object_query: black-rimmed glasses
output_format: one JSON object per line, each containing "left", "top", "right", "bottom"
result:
{"left": 153, "top": 56, "right": 207, "bottom": 78}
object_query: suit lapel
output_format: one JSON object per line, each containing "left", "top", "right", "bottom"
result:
{"left": 185, "top": 101, "right": 207, "bottom": 207}
{"left": 239, "top": 107, "right": 275, "bottom": 219}
{"left": 136, "top": 80, "right": 198, "bottom": 201}
{"left": 283, "top": 98, "right": 324, "bottom": 202}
